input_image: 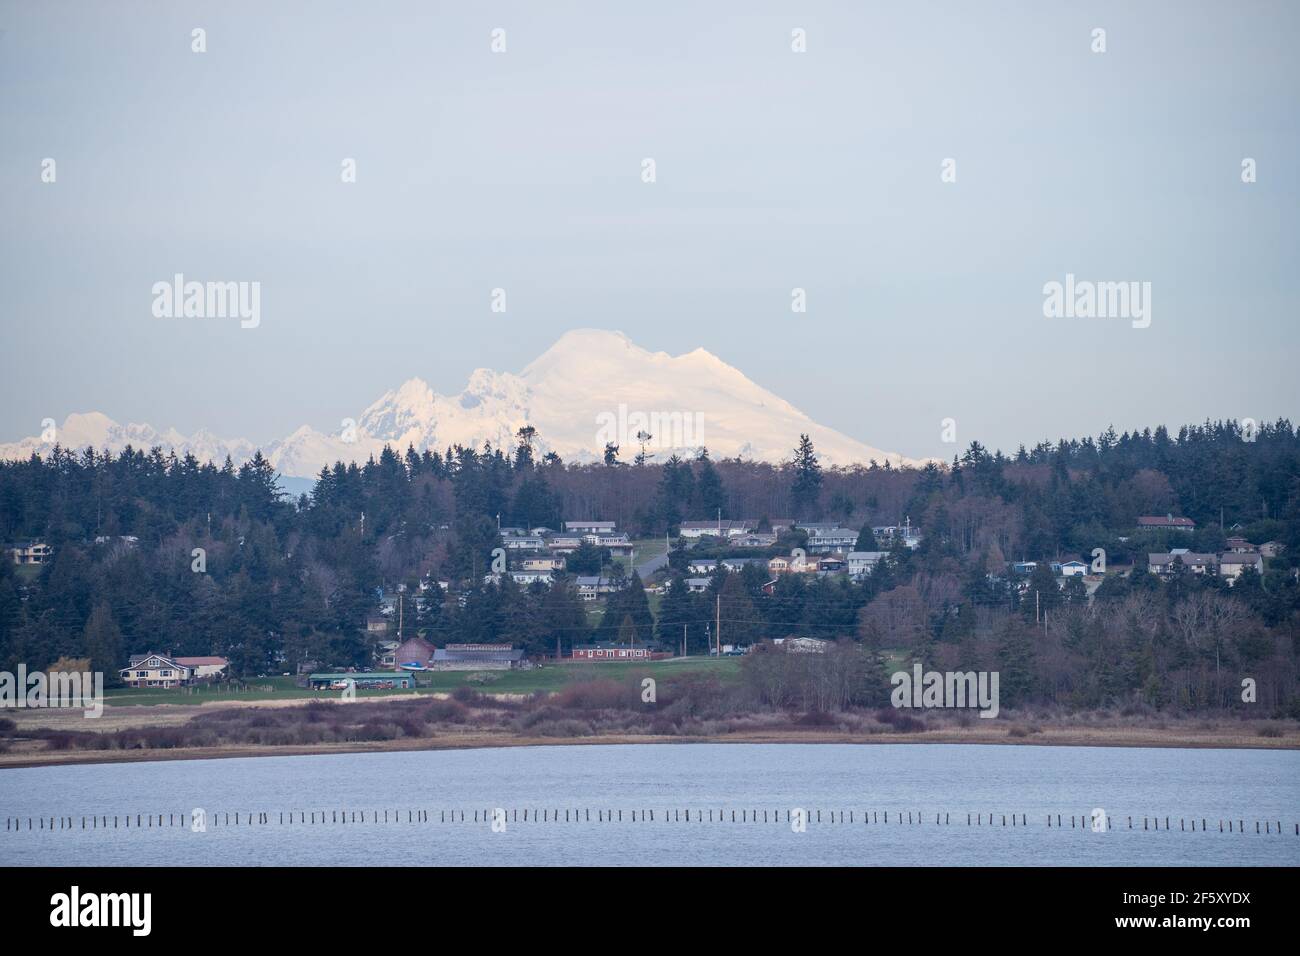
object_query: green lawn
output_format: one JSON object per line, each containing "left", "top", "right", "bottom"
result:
{"left": 630, "top": 536, "right": 669, "bottom": 564}
{"left": 607, "top": 537, "right": 669, "bottom": 575}
{"left": 103, "top": 657, "right": 743, "bottom": 706}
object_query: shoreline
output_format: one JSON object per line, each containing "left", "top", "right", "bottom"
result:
{"left": 2, "top": 723, "right": 1297, "bottom": 770}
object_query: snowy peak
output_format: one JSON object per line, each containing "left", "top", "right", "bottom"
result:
{"left": 522, "top": 328, "right": 734, "bottom": 380}
{"left": 520, "top": 328, "right": 642, "bottom": 381}
{"left": 0, "top": 330, "right": 923, "bottom": 477}
{"left": 358, "top": 378, "right": 437, "bottom": 436}
{"left": 0, "top": 413, "right": 255, "bottom": 467}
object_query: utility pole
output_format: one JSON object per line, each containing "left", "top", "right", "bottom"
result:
{"left": 682, "top": 623, "right": 687, "bottom": 658}
{"left": 715, "top": 592, "right": 721, "bottom": 657}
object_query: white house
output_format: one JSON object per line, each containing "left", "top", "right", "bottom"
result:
{"left": 121, "top": 653, "right": 229, "bottom": 688}
{"left": 9, "top": 540, "right": 52, "bottom": 565}
{"left": 678, "top": 519, "right": 756, "bottom": 539}
{"left": 586, "top": 532, "right": 634, "bottom": 557}
{"left": 576, "top": 576, "right": 617, "bottom": 601}
{"left": 806, "top": 528, "right": 858, "bottom": 553}
{"left": 546, "top": 535, "right": 584, "bottom": 553}
{"left": 584, "top": 532, "right": 630, "bottom": 546}
{"left": 1218, "top": 552, "right": 1263, "bottom": 584}
{"left": 503, "top": 535, "right": 545, "bottom": 551}
{"left": 1059, "top": 560, "right": 1088, "bottom": 577}
{"left": 572, "top": 642, "right": 655, "bottom": 661}
{"left": 510, "top": 570, "right": 554, "bottom": 586}
{"left": 774, "top": 636, "right": 830, "bottom": 654}
{"left": 847, "top": 551, "right": 888, "bottom": 579}
{"left": 795, "top": 521, "right": 840, "bottom": 534}
{"left": 565, "top": 520, "right": 616, "bottom": 534}
{"left": 1148, "top": 552, "right": 1217, "bottom": 576}
{"left": 721, "top": 558, "right": 765, "bottom": 573}
{"left": 178, "top": 656, "right": 229, "bottom": 680}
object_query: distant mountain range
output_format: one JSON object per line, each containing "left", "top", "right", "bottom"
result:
{"left": 1, "top": 330, "right": 922, "bottom": 479}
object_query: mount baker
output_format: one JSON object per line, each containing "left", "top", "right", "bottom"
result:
{"left": 1, "top": 330, "right": 921, "bottom": 479}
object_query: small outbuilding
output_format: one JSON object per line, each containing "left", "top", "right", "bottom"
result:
{"left": 308, "top": 672, "right": 417, "bottom": 690}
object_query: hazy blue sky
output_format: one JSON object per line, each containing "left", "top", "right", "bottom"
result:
{"left": 2, "top": 1, "right": 1297, "bottom": 461}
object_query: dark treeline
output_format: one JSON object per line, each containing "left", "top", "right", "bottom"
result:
{"left": 1, "top": 419, "right": 1298, "bottom": 714}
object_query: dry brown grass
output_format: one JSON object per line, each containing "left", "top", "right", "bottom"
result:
{"left": 2, "top": 691, "right": 1297, "bottom": 769}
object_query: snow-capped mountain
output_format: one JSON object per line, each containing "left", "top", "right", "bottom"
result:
{"left": 0, "top": 411, "right": 259, "bottom": 469}
{"left": 1, "top": 330, "right": 922, "bottom": 478}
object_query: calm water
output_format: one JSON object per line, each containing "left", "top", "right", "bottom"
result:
{"left": 2, "top": 743, "right": 1297, "bottom": 866}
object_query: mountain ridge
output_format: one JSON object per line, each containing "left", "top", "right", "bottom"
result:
{"left": 0, "top": 330, "right": 923, "bottom": 477}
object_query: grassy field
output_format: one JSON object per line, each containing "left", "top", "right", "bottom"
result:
{"left": 101, "top": 656, "right": 744, "bottom": 706}
{"left": 608, "top": 537, "right": 669, "bottom": 572}
{"left": 632, "top": 536, "right": 670, "bottom": 566}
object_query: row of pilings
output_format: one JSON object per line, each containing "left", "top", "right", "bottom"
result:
{"left": 5, "top": 809, "right": 1297, "bottom": 834}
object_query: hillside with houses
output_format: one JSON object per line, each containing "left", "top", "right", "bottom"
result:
{"left": 1, "top": 419, "right": 1298, "bottom": 714}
